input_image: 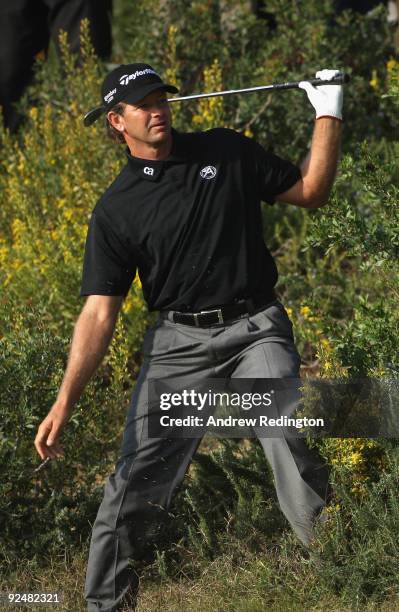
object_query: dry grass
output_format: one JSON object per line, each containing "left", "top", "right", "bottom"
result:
{"left": 2, "top": 546, "right": 399, "bottom": 612}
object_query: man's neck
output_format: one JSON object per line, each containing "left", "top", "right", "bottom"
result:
{"left": 127, "top": 134, "right": 173, "bottom": 161}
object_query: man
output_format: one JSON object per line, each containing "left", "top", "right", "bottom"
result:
{"left": 34, "top": 63, "right": 342, "bottom": 611}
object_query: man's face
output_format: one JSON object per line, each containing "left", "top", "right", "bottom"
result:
{"left": 110, "top": 88, "right": 172, "bottom": 148}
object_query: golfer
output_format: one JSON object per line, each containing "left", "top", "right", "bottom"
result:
{"left": 34, "top": 63, "right": 343, "bottom": 611}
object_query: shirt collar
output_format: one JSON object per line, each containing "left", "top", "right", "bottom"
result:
{"left": 125, "top": 151, "right": 164, "bottom": 181}
{"left": 125, "top": 128, "right": 189, "bottom": 180}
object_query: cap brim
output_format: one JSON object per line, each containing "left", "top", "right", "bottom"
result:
{"left": 122, "top": 82, "right": 179, "bottom": 105}
{"left": 83, "top": 83, "right": 179, "bottom": 127}
{"left": 83, "top": 105, "right": 106, "bottom": 127}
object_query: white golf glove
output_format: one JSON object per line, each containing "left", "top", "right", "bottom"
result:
{"left": 298, "top": 69, "right": 343, "bottom": 120}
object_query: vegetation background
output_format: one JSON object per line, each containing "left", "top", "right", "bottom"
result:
{"left": 1, "top": 0, "right": 398, "bottom": 610}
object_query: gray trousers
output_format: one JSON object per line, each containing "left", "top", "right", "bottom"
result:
{"left": 85, "top": 299, "right": 330, "bottom": 611}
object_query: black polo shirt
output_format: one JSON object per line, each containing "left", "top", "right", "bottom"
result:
{"left": 80, "top": 128, "right": 301, "bottom": 312}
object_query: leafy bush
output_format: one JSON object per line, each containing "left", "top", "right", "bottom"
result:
{"left": 0, "top": 297, "right": 135, "bottom": 567}
{"left": 307, "top": 445, "right": 399, "bottom": 606}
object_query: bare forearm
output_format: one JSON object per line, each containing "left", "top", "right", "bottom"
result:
{"left": 300, "top": 118, "right": 342, "bottom": 206}
{"left": 34, "top": 296, "right": 123, "bottom": 460}
{"left": 55, "top": 309, "right": 117, "bottom": 412}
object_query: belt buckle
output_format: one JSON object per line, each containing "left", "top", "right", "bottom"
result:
{"left": 194, "top": 308, "right": 224, "bottom": 326}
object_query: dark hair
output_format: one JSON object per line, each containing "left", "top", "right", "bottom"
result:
{"left": 105, "top": 102, "right": 126, "bottom": 144}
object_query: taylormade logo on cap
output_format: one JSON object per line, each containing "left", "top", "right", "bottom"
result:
{"left": 102, "top": 66, "right": 164, "bottom": 104}
{"left": 118, "top": 68, "right": 159, "bottom": 87}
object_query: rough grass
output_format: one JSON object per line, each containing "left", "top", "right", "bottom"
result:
{"left": 2, "top": 446, "right": 399, "bottom": 611}
{"left": 1, "top": 538, "right": 398, "bottom": 612}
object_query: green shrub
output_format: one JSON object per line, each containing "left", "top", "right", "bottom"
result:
{"left": 0, "top": 298, "right": 132, "bottom": 567}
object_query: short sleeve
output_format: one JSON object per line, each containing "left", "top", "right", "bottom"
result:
{"left": 246, "top": 138, "right": 302, "bottom": 206}
{"left": 80, "top": 211, "right": 136, "bottom": 297}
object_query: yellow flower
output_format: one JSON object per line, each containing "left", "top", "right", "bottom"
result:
{"left": 122, "top": 299, "right": 132, "bottom": 314}
{"left": 369, "top": 69, "right": 379, "bottom": 89}
{"left": 196, "top": 59, "right": 224, "bottom": 130}
{"left": 63, "top": 209, "right": 74, "bottom": 221}
{"left": 12, "top": 218, "right": 26, "bottom": 240}
{"left": 0, "top": 244, "right": 9, "bottom": 266}
{"left": 300, "top": 305, "right": 311, "bottom": 318}
{"left": 349, "top": 451, "right": 363, "bottom": 465}
{"left": 11, "top": 259, "right": 23, "bottom": 271}
{"left": 244, "top": 128, "right": 253, "bottom": 138}
{"left": 370, "top": 367, "right": 386, "bottom": 377}
{"left": 387, "top": 58, "right": 399, "bottom": 73}
{"left": 326, "top": 503, "right": 340, "bottom": 514}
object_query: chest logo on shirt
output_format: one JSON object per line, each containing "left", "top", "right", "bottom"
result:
{"left": 143, "top": 166, "right": 154, "bottom": 176}
{"left": 200, "top": 165, "right": 217, "bottom": 180}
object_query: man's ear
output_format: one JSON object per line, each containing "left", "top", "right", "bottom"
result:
{"left": 107, "top": 111, "right": 125, "bottom": 133}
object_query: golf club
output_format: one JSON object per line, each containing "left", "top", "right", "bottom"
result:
{"left": 167, "top": 72, "right": 350, "bottom": 103}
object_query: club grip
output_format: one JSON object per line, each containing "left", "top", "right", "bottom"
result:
{"left": 309, "top": 73, "right": 350, "bottom": 86}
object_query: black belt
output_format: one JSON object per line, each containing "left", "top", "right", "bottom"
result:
{"left": 161, "top": 291, "right": 277, "bottom": 328}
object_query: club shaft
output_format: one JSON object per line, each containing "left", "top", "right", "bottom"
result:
{"left": 167, "top": 73, "right": 350, "bottom": 103}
